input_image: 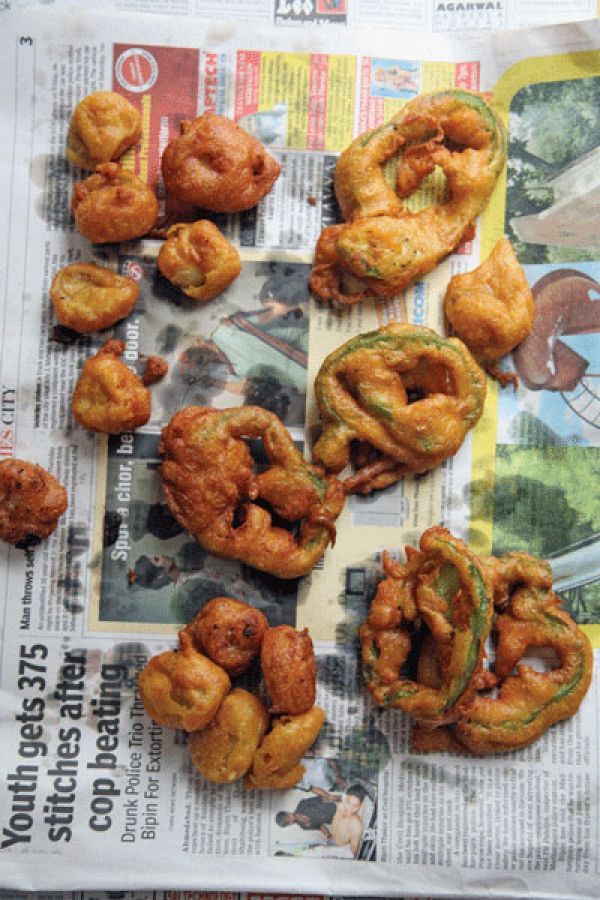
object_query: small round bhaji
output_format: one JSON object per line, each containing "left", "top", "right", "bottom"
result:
{"left": 186, "top": 597, "right": 269, "bottom": 676}
{"left": 50, "top": 262, "right": 138, "bottom": 333}
{"left": 71, "top": 163, "right": 158, "bottom": 243}
{"left": 261, "top": 625, "right": 316, "bottom": 714}
{"left": 66, "top": 91, "right": 142, "bottom": 170}
{"left": 157, "top": 221, "right": 241, "bottom": 302}
{"left": 189, "top": 688, "right": 269, "bottom": 783}
{"left": 71, "top": 338, "right": 151, "bottom": 434}
{"left": 0, "top": 459, "right": 68, "bottom": 547}
{"left": 138, "top": 631, "right": 230, "bottom": 732}
{"left": 161, "top": 113, "right": 281, "bottom": 212}
{"left": 245, "top": 706, "right": 325, "bottom": 790}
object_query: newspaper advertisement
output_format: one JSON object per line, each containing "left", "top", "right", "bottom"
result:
{"left": 1, "top": 7, "right": 600, "bottom": 899}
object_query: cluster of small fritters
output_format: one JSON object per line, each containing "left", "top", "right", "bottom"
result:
{"left": 2, "top": 88, "right": 592, "bottom": 771}
{"left": 360, "top": 527, "right": 593, "bottom": 754}
{"left": 138, "top": 598, "right": 324, "bottom": 788}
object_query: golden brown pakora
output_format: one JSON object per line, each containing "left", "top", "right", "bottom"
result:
{"left": 161, "top": 113, "right": 281, "bottom": 212}
{"left": 0, "top": 459, "right": 68, "bottom": 547}
{"left": 312, "top": 323, "right": 486, "bottom": 494}
{"left": 71, "top": 163, "right": 158, "bottom": 243}
{"left": 142, "top": 355, "right": 169, "bottom": 386}
{"left": 71, "top": 339, "right": 151, "bottom": 434}
{"left": 50, "top": 262, "right": 138, "bottom": 333}
{"left": 157, "top": 221, "right": 241, "bottom": 302}
{"left": 66, "top": 91, "right": 142, "bottom": 170}
{"left": 444, "top": 238, "right": 534, "bottom": 385}
{"left": 245, "top": 706, "right": 326, "bottom": 790}
{"left": 159, "top": 406, "right": 345, "bottom": 579}
{"left": 189, "top": 688, "right": 269, "bottom": 783}
{"left": 261, "top": 625, "right": 316, "bottom": 715}
{"left": 186, "top": 597, "right": 269, "bottom": 677}
{"left": 138, "top": 630, "right": 230, "bottom": 732}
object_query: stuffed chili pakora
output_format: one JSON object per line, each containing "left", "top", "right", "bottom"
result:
{"left": 0, "top": 459, "right": 68, "bottom": 548}
{"left": 72, "top": 163, "right": 158, "bottom": 243}
{"left": 161, "top": 113, "right": 281, "bottom": 212}
{"left": 159, "top": 405, "right": 345, "bottom": 579}
{"left": 157, "top": 220, "right": 241, "bottom": 302}
{"left": 310, "top": 89, "right": 506, "bottom": 304}
{"left": 312, "top": 323, "right": 486, "bottom": 494}
{"left": 50, "top": 262, "right": 138, "bottom": 333}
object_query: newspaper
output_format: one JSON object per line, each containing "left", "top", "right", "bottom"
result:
{"left": 1, "top": 6, "right": 600, "bottom": 899}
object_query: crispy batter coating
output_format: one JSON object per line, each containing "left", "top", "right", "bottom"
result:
{"left": 66, "top": 91, "right": 142, "bottom": 170}
{"left": 142, "top": 355, "right": 169, "bottom": 386}
{"left": 444, "top": 238, "right": 534, "bottom": 368}
{"left": 312, "top": 323, "right": 486, "bottom": 494}
{"left": 161, "top": 114, "right": 281, "bottom": 212}
{"left": 245, "top": 706, "right": 325, "bottom": 790}
{"left": 71, "top": 163, "right": 158, "bottom": 243}
{"left": 311, "top": 90, "right": 506, "bottom": 303}
{"left": 157, "top": 221, "right": 241, "bottom": 302}
{"left": 186, "top": 597, "right": 269, "bottom": 676}
{"left": 71, "top": 338, "right": 150, "bottom": 434}
{"left": 50, "top": 262, "right": 138, "bottom": 333}
{"left": 159, "top": 406, "right": 345, "bottom": 579}
{"left": 138, "top": 630, "right": 231, "bottom": 731}
{"left": 261, "top": 626, "right": 316, "bottom": 714}
{"left": 0, "top": 459, "right": 68, "bottom": 547}
{"left": 360, "top": 527, "right": 493, "bottom": 726}
{"left": 189, "top": 688, "right": 269, "bottom": 783}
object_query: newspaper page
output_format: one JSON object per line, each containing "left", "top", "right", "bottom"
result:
{"left": 1, "top": 8, "right": 600, "bottom": 899}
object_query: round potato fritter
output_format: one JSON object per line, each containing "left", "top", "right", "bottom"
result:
{"left": 71, "top": 339, "right": 151, "bottom": 434}
{"left": 138, "top": 631, "right": 230, "bottom": 732}
{"left": 71, "top": 163, "right": 158, "bottom": 243}
{"left": 50, "top": 262, "right": 138, "bottom": 333}
{"left": 66, "top": 91, "right": 142, "bottom": 170}
{"left": 161, "top": 113, "right": 281, "bottom": 212}
{"left": 261, "top": 625, "right": 316, "bottom": 714}
{"left": 157, "top": 221, "right": 241, "bottom": 302}
{"left": 189, "top": 688, "right": 269, "bottom": 783}
{"left": 186, "top": 597, "right": 268, "bottom": 676}
{"left": 0, "top": 459, "right": 67, "bottom": 547}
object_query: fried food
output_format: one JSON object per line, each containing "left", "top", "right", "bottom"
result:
{"left": 66, "top": 91, "right": 142, "bottom": 170}
{"left": 310, "top": 90, "right": 506, "bottom": 303}
{"left": 157, "top": 221, "right": 241, "bottom": 302}
{"left": 245, "top": 706, "right": 325, "bottom": 790}
{"left": 189, "top": 688, "right": 269, "bottom": 783}
{"left": 261, "top": 625, "right": 316, "bottom": 714}
{"left": 360, "top": 527, "right": 493, "bottom": 726}
{"left": 186, "top": 597, "right": 269, "bottom": 676}
{"left": 71, "top": 163, "right": 158, "bottom": 243}
{"left": 161, "top": 113, "right": 281, "bottom": 212}
{"left": 138, "top": 630, "right": 231, "bottom": 731}
{"left": 444, "top": 238, "right": 534, "bottom": 384}
{"left": 312, "top": 323, "right": 486, "bottom": 494}
{"left": 71, "top": 338, "right": 151, "bottom": 434}
{"left": 50, "top": 262, "right": 138, "bottom": 333}
{"left": 142, "top": 355, "right": 169, "bottom": 386}
{"left": 159, "top": 406, "right": 345, "bottom": 579}
{"left": 0, "top": 459, "right": 68, "bottom": 547}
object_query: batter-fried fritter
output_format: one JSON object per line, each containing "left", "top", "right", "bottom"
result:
{"left": 66, "top": 91, "right": 142, "bottom": 170}
{"left": 189, "top": 688, "right": 269, "bottom": 783}
{"left": 161, "top": 113, "right": 281, "bottom": 212}
{"left": 444, "top": 238, "right": 534, "bottom": 382}
{"left": 138, "top": 631, "right": 230, "bottom": 732}
{"left": 71, "top": 163, "right": 158, "bottom": 243}
{"left": 50, "top": 262, "right": 138, "bottom": 333}
{"left": 159, "top": 406, "right": 345, "bottom": 579}
{"left": 142, "top": 355, "right": 169, "bottom": 386}
{"left": 312, "top": 323, "right": 486, "bottom": 494}
{"left": 245, "top": 706, "right": 325, "bottom": 790}
{"left": 261, "top": 625, "right": 316, "bottom": 715}
{"left": 0, "top": 459, "right": 68, "bottom": 547}
{"left": 157, "top": 221, "right": 241, "bottom": 302}
{"left": 71, "top": 339, "right": 151, "bottom": 434}
{"left": 186, "top": 597, "right": 268, "bottom": 676}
